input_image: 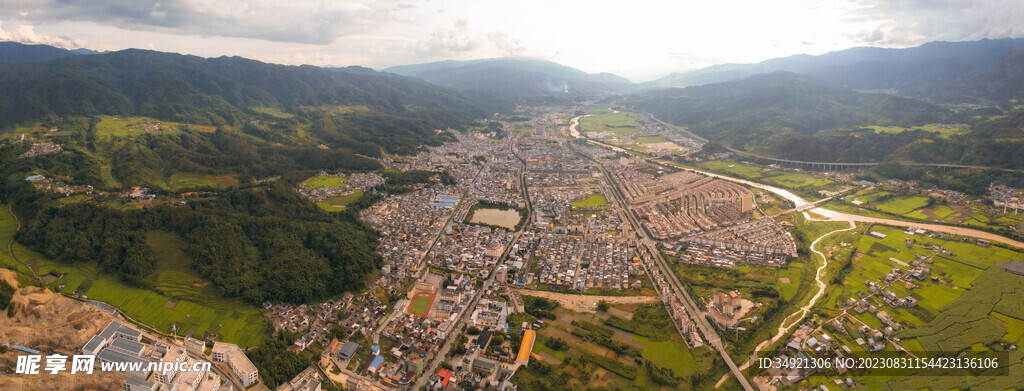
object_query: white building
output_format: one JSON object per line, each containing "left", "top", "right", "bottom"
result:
{"left": 212, "top": 342, "right": 259, "bottom": 387}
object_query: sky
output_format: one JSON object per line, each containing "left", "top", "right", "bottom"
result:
{"left": 0, "top": 0, "right": 1021, "bottom": 81}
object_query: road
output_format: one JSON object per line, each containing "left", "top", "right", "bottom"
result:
{"left": 411, "top": 130, "right": 531, "bottom": 390}
{"left": 578, "top": 117, "right": 1024, "bottom": 390}
{"left": 563, "top": 134, "right": 755, "bottom": 391}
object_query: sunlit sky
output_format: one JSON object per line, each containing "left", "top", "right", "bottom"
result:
{"left": 1, "top": 0, "right": 1021, "bottom": 81}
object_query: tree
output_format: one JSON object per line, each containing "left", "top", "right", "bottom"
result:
{"left": 467, "top": 326, "right": 481, "bottom": 335}
{"left": 596, "top": 300, "right": 610, "bottom": 312}
{"left": 332, "top": 323, "right": 347, "bottom": 339}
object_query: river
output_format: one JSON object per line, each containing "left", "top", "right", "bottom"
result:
{"left": 671, "top": 165, "right": 1024, "bottom": 248}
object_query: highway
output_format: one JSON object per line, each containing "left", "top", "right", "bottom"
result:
{"left": 561, "top": 132, "right": 755, "bottom": 391}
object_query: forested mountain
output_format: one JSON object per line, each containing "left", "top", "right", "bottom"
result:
{"left": 0, "top": 49, "right": 487, "bottom": 131}
{"left": 627, "top": 72, "right": 949, "bottom": 147}
{"left": 385, "top": 57, "right": 636, "bottom": 101}
{"left": 0, "top": 41, "right": 97, "bottom": 64}
{"left": 933, "top": 50, "right": 1024, "bottom": 103}
{"left": 0, "top": 48, "right": 489, "bottom": 305}
{"left": 642, "top": 38, "right": 1024, "bottom": 101}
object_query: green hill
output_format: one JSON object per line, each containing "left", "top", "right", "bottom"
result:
{"left": 627, "top": 72, "right": 950, "bottom": 148}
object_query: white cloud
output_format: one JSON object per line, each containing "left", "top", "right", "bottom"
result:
{"left": 0, "top": 19, "right": 81, "bottom": 48}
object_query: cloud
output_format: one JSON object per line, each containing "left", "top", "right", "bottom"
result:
{"left": 0, "top": 0, "right": 402, "bottom": 44}
{"left": 0, "top": 19, "right": 81, "bottom": 48}
{"left": 487, "top": 31, "right": 526, "bottom": 56}
{"left": 413, "top": 19, "right": 480, "bottom": 58}
{"left": 846, "top": 0, "right": 1024, "bottom": 46}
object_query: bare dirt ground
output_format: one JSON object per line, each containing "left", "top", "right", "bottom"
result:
{"left": 0, "top": 268, "right": 17, "bottom": 288}
{"left": 515, "top": 289, "right": 658, "bottom": 313}
{"left": 0, "top": 284, "right": 123, "bottom": 390}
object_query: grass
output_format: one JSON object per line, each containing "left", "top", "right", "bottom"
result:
{"left": 698, "top": 160, "right": 766, "bottom": 179}
{"left": 315, "top": 190, "right": 363, "bottom": 212}
{"left": 874, "top": 196, "right": 930, "bottom": 215}
{"left": 579, "top": 111, "right": 641, "bottom": 137}
{"left": 571, "top": 194, "right": 609, "bottom": 208}
{"left": 249, "top": 106, "right": 294, "bottom": 119}
{"left": 94, "top": 115, "right": 215, "bottom": 137}
{"left": 303, "top": 175, "right": 345, "bottom": 189}
{"left": 0, "top": 210, "right": 266, "bottom": 347}
{"left": 863, "top": 124, "right": 968, "bottom": 137}
{"left": 168, "top": 172, "right": 238, "bottom": 191}
{"left": 409, "top": 294, "right": 432, "bottom": 315}
{"left": 632, "top": 335, "right": 701, "bottom": 377}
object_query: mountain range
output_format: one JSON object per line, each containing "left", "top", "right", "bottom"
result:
{"left": 642, "top": 38, "right": 1024, "bottom": 97}
{"left": 0, "top": 46, "right": 486, "bottom": 134}
{"left": 625, "top": 71, "right": 951, "bottom": 147}
{"left": 384, "top": 57, "right": 635, "bottom": 101}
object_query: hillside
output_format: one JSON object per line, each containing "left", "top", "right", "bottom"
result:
{"left": 0, "top": 41, "right": 96, "bottom": 64}
{"left": 385, "top": 57, "right": 635, "bottom": 101}
{"left": 627, "top": 72, "right": 949, "bottom": 147}
{"left": 643, "top": 38, "right": 1024, "bottom": 100}
{"left": 0, "top": 48, "right": 488, "bottom": 307}
{"left": 933, "top": 50, "right": 1024, "bottom": 103}
{"left": 0, "top": 49, "right": 486, "bottom": 134}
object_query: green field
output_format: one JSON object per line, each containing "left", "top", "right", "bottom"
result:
{"left": 409, "top": 294, "right": 432, "bottom": 315}
{"left": 168, "top": 172, "right": 238, "bottom": 191}
{"left": 632, "top": 335, "right": 700, "bottom": 377}
{"left": 514, "top": 305, "right": 716, "bottom": 389}
{"left": 691, "top": 159, "right": 841, "bottom": 199}
{"left": 874, "top": 196, "right": 930, "bottom": 215}
{"left": 571, "top": 194, "right": 609, "bottom": 208}
{"left": 699, "top": 160, "right": 766, "bottom": 178}
{"left": 315, "top": 190, "right": 363, "bottom": 211}
{"left": 579, "top": 111, "right": 641, "bottom": 137}
{"left": 0, "top": 207, "right": 266, "bottom": 347}
{"left": 303, "top": 175, "right": 345, "bottom": 189}
{"left": 863, "top": 124, "right": 968, "bottom": 137}
{"left": 250, "top": 106, "right": 294, "bottom": 119}
{"left": 94, "top": 115, "right": 215, "bottom": 137}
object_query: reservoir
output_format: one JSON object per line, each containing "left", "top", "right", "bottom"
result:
{"left": 468, "top": 207, "right": 521, "bottom": 230}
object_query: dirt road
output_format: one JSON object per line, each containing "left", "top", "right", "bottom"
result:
{"left": 515, "top": 289, "right": 658, "bottom": 312}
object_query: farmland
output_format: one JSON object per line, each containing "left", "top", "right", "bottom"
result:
{"left": 168, "top": 172, "right": 239, "bottom": 191}
{"left": 303, "top": 175, "right": 346, "bottom": 189}
{"left": 579, "top": 111, "right": 642, "bottom": 137}
{"left": 861, "top": 124, "right": 968, "bottom": 137}
{"left": 93, "top": 115, "right": 215, "bottom": 137}
{"left": 801, "top": 222, "right": 1024, "bottom": 389}
{"left": 691, "top": 159, "right": 844, "bottom": 199}
{"left": 316, "top": 190, "right": 364, "bottom": 211}
{"left": 512, "top": 303, "right": 717, "bottom": 390}
{"left": 837, "top": 187, "right": 1024, "bottom": 234}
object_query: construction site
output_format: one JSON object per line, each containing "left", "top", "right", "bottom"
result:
{"left": 610, "top": 166, "right": 755, "bottom": 238}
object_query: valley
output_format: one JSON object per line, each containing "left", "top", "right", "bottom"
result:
{"left": 1, "top": 33, "right": 1024, "bottom": 391}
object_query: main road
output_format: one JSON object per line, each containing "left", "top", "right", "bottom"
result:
{"left": 411, "top": 130, "right": 532, "bottom": 390}
{"left": 561, "top": 131, "right": 755, "bottom": 391}
{"left": 574, "top": 117, "right": 1024, "bottom": 390}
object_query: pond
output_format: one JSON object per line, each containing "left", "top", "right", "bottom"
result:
{"left": 468, "top": 207, "right": 521, "bottom": 230}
